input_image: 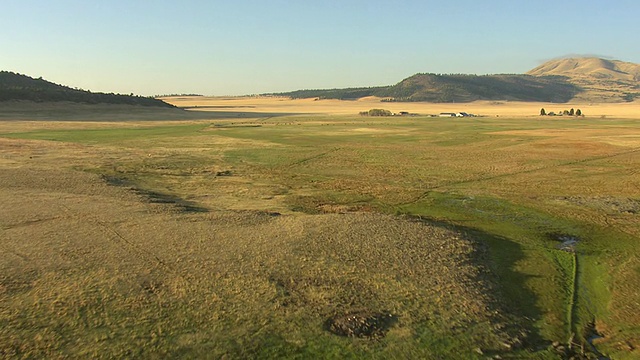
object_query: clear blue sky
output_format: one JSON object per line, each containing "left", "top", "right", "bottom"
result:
{"left": 2, "top": 0, "right": 639, "bottom": 96}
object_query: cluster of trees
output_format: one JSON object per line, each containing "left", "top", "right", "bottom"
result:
{"left": 540, "top": 108, "right": 583, "bottom": 116}
{"left": 270, "top": 86, "right": 387, "bottom": 100}
{"left": 622, "top": 92, "right": 640, "bottom": 102}
{"left": 359, "top": 109, "right": 393, "bottom": 116}
{"left": 154, "top": 93, "right": 203, "bottom": 98}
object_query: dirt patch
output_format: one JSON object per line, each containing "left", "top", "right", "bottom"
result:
{"left": 325, "top": 311, "right": 398, "bottom": 338}
{"left": 215, "top": 170, "right": 233, "bottom": 177}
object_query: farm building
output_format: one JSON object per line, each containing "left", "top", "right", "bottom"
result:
{"left": 439, "top": 112, "right": 476, "bottom": 117}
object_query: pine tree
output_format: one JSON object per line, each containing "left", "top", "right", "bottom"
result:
{"left": 576, "top": 109, "right": 582, "bottom": 116}
{"left": 540, "top": 108, "right": 546, "bottom": 116}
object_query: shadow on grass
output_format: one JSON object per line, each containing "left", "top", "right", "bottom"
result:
{"left": 408, "top": 215, "right": 547, "bottom": 349}
{"left": 101, "top": 175, "right": 208, "bottom": 213}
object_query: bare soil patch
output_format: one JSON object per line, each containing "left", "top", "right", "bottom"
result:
{"left": 325, "top": 311, "right": 398, "bottom": 338}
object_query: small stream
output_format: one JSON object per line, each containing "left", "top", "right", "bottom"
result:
{"left": 585, "top": 322, "right": 610, "bottom": 360}
{"left": 556, "top": 234, "right": 579, "bottom": 252}
{"left": 552, "top": 234, "right": 610, "bottom": 359}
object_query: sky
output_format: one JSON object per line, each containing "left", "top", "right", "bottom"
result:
{"left": 2, "top": 0, "right": 639, "bottom": 96}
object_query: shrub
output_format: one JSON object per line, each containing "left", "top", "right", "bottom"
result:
{"left": 360, "top": 109, "right": 392, "bottom": 117}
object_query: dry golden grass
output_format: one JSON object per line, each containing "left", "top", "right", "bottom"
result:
{"left": 526, "top": 58, "right": 640, "bottom": 103}
{"left": 490, "top": 128, "right": 640, "bottom": 148}
{"left": 161, "top": 95, "right": 640, "bottom": 118}
{"left": 0, "top": 153, "right": 514, "bottom": 358}
{"left": 527, "top": 58, "right": 640, "bottom": 83}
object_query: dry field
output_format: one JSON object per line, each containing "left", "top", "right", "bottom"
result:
{"left": 1, "top": 98, "right": 639, "bottom": 358}
{"left": 162, "top": 95, "right": 640, "bottom": 118}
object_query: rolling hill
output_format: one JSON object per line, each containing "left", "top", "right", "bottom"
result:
{"left": 278, "top": 74, "right": 579, "bottom": 103}
{"left": 380, "top": 73, "right": 579, "bottom": 103}
{"left": 277, "top": 74, "right": 579, "bottom": 103}
{"left": 527, "top": 57, "right": 640, "bottom": 102}
{"left": 5, "top": 57, "right": 639, "bottom": 105}
{"left": 273, "top": 57, "right": 640, "bottom": 103}
{"left": 527, "top": 57, "right": 640, "bottom": 81}
{"left": 0, "top": 71, "right": 174, "bottom": 107}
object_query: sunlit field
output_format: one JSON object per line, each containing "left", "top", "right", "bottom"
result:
{"left": 1, "top": 97, "right": 639, "bottom": 358}
{"left": 164, "top": 95, "right": 640, "bottom": 118}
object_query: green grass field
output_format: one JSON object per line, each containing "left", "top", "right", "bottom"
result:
{"left": 2, "top": 114, "right": 639, "bottom": 358}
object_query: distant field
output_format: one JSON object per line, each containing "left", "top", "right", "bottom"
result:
{"left": 1, "top": 99, "right": 639, "bottom": 359}
{"left": 162, "top": 95, "right": 640, "bottom": 118}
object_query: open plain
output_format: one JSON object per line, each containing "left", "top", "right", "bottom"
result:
{"left": 1, "top": 97, "right": 639, "bottom": 359}
{"left": 165, "top": 95, "right": 640, "bottom": 118}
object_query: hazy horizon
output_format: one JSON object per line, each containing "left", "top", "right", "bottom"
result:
{"left": 2, "top": 0, "right": 639, "bottom": 96}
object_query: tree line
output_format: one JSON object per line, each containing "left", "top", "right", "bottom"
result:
{"left": 540, "top": 108, "right": 583, "bottom": 116}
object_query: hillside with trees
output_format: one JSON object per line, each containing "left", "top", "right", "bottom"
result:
{"left": 0, "top": 71, "right": 174, "bottom": 107}
{"left": 270, "top": 73, "right": 579, "bottom": 103}
{"left": 270, "top": 57, "right": 640, "bottom": 103}
{"left": 381, "top": 73, "right": 579, "bottom": 102}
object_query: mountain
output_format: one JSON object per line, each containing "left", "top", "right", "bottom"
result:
{"left": 0, "top": 71, "right": 174, "bottom": 107}
{"left": 274, "top": 73, "right": 579, "bottom": 103}
{"left": 379, "top": 73, "right": 579, "bottom": 103}
{"left": 527, "top": 57, "right": 640, "bottom": 102}
{"left": 527, "top": 57, "right": 640, "bottom": 82}
{"left": 273, "top": 57, "right": 640, "bottom": 103}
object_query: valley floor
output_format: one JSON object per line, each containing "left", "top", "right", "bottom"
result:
{"left": 1, "top": 99, "right": 639, "bottom": 358}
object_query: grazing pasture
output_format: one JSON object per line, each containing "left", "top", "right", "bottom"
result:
{"left": 1, "top": 98, "right": 639, "bottom": 358}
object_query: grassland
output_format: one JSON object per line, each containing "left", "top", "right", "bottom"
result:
{"left": 1, "top": 99, "right": 639, "bottom": 358}
{"left": 164, "top": 95, "right": 640, "bottom": 118}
